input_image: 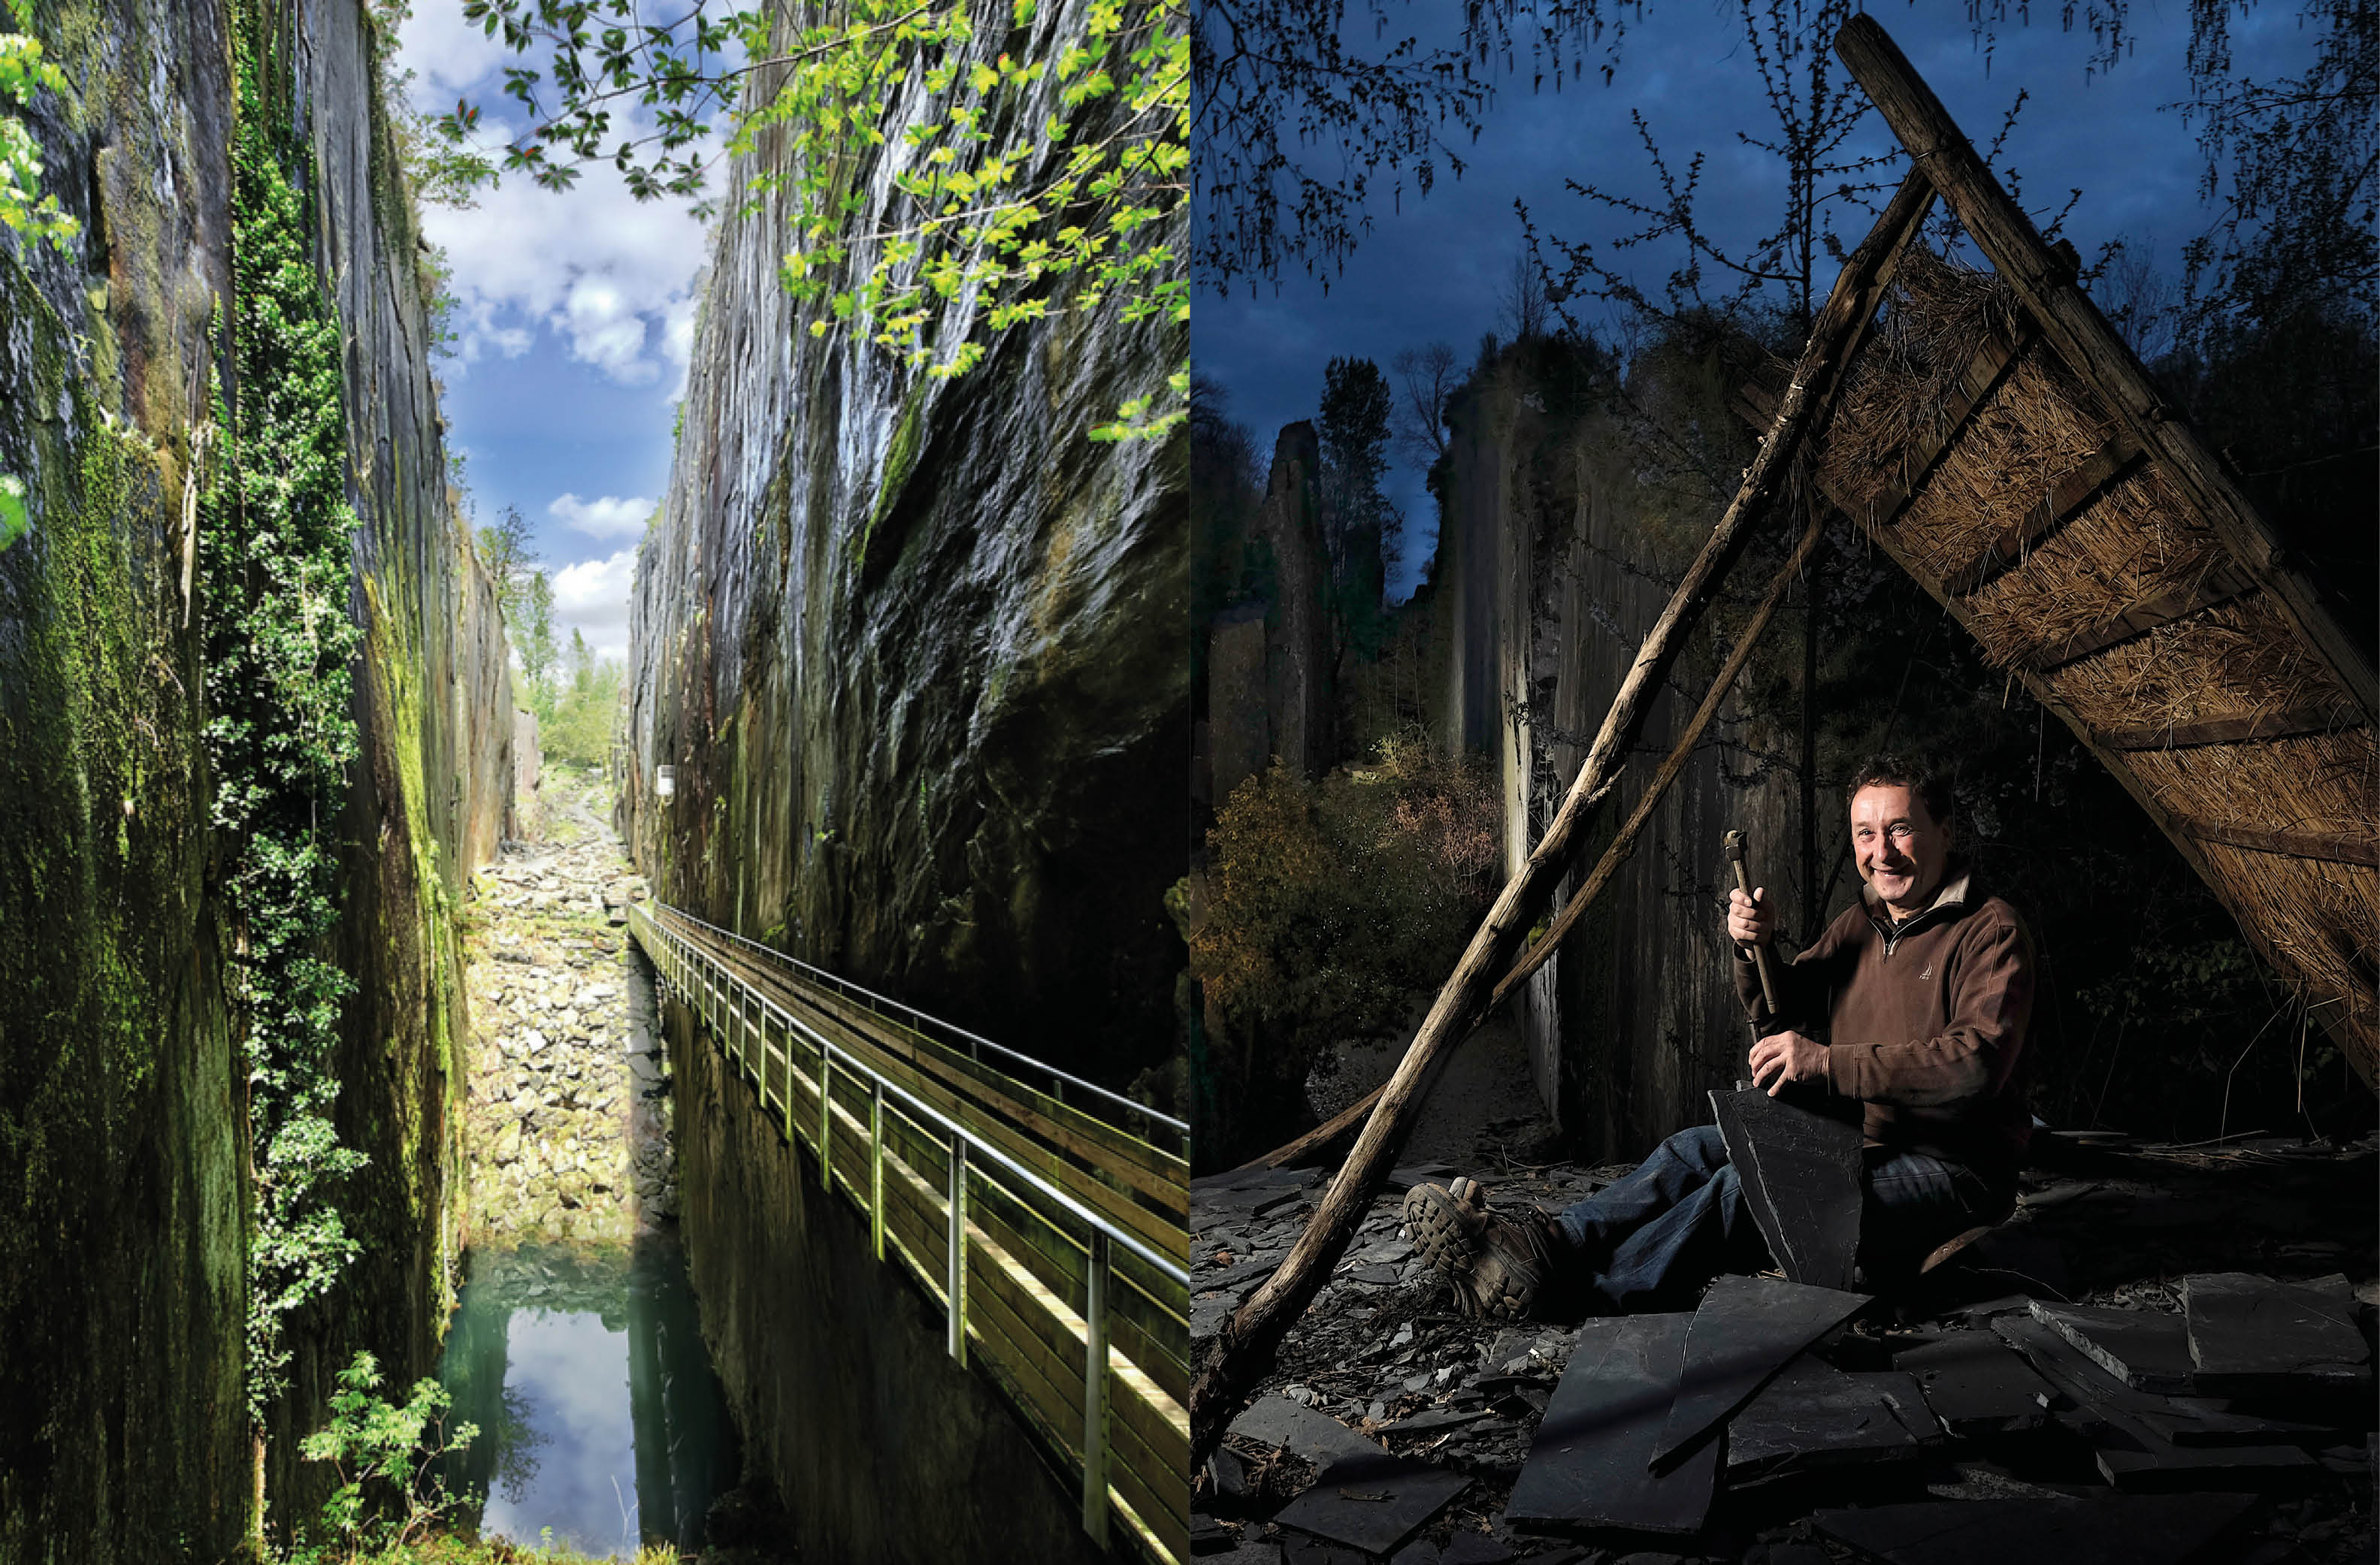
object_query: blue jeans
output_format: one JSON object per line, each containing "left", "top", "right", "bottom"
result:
{"left": 1552, "top": 1123, "right": 2006, "bottom": 1313}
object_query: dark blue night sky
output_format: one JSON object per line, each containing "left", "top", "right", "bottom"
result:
{"left": 1196, "top": 2, "right": 2321, "bottom": 598}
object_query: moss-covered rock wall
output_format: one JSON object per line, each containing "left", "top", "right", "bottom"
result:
{"left": 0, "top": 2, "right": 509, "bottom": 1555}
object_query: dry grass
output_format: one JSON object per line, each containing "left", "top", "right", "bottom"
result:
{"left": 2126, "top": 730, "right": 2378, "bottom": 844}
{"left": 2048, "top": 594, "right": 2357, "bottom": 734}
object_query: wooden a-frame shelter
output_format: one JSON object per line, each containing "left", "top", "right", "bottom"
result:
{"left": 1758, "top": 17, "right": 2377, "bottom": 1083}
{"left": 1188, "top": 13, "right": 2375, "bottom": 1458}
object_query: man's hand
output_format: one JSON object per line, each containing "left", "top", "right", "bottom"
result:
{"left": 1749, "top": 1030, "right": 1828, "bottom": 1096}
{"left": 1728, "top": 886, "right": 1777, "bottom": 949}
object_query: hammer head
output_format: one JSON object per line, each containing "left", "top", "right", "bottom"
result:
{"left": 1722, "top": 829, "right": 1746, "bottom": 863}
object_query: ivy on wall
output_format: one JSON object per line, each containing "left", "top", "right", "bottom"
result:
{"left": 202, "top": 6, "right": 368, "bottom": 1422}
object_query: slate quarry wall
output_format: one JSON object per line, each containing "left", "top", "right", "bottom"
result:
{"left": 618, "top": 0, "right": 1187, "bottom": 1098}
{"left": 0, "top": 2, "right": 507, "bottom": 1555}
{"left": 1432, "top": 355, "right": 1802, "bottom": 1159}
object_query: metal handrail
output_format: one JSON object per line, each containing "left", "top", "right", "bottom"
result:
{"left": 627, "top": 903, "right": 1189, "bottom": 1565}
{"left": 648, "top": 902, "right": 1188, "bottom": 1150}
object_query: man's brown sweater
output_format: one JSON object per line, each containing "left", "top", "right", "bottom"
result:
{"left": 1734, "top": 865, "right": 2035, "bottom": 1186}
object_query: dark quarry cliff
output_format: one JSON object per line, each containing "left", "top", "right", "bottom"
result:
{"left": 619, "top": 0, "right": 1188, "bottom": 1097}
{"left": 1428, "top": 344, "right": 1804, "bottom": 1158}
{"left": 0, "top": 2, "right": 508, "bottom": 1555}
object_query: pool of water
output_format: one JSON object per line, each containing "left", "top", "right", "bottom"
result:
{"left": 437, "top": 1233, "right": 736, "bottom": 1556}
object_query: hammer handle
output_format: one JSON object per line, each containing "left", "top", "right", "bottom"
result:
{"left": 1723, "top": 833, "right": 1783, "bottom": 1019}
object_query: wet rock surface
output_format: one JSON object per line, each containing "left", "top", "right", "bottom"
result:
{"left": 463, "top": 769, "right": 664, "bottom": 1248}
{"left": 615, "top": 0, "right": 1186, "bottom": 1098}
{"left": 1194, "top": 1128, "right": 2378, "bottom": 1563}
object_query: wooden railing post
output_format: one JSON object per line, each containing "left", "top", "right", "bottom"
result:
{"left": 869, "top": 1080, "right": 886, "bottom": 1261}
{"left": 946, "top": 1139, "right": 969, "bottom": 1365}
{"left": 818, "top": 1046, "right": 833, "bottom": 1184}
{"left": 1081, "top": 1228, "right": 1111, "bottom": 1543}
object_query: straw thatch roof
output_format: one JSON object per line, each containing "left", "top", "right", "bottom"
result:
{"left": 1734, "top": 20, "right": 2379, "bottom": 1083}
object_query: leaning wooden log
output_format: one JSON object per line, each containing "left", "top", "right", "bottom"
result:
{"left": 1185, "top": 168, "right": 1939, "bottom": 1468}
{"left": 1229, "top": 502, "right": 1831, "bottom": 1176}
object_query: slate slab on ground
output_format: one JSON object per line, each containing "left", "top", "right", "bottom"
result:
{"left": 1230, "top": 1395, "right": 1390, "bottom": 1467}
{"left": 1505, "top": 1313, "right": 1719, "bottom": 1536}
{"left": 1813, "top": 1493, "right": 2260, "bottom": 1565}
{"left": 2183, "top": 1271, "right": 2372, "bottom": 1398}
{"left": 1723, "top": 1354, "right": 1938, "bottom": 1476}
{"left": 1710, "top": 1087, "right": 1864, "bottom": 1291}
{"left": 1991, "top": 1315, "right": 2325, "bottom": 1491}
{"left": 1272, "top": 1449, "right": 1471, "bottom": 1557}
{"left": 1892, "top": 1328, "right": 2056, "bottom": 1432}
{"left": 1650, "top": 1273, "right": 1871, "bottom": 1470}
{"left": 2028, "top": 1301, "right": 2200, "bottom": 1394}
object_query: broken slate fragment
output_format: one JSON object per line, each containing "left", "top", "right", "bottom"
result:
{"left": 2093, "top": 1441, "right": 2320, "bottom": 1491}
{"left": 1272, "top": 1449, "right": 1469, "bottom": 1559}
{"left": 1813, "top": 1494, "right": 2258, "bottom": 1565}
{"left": 2139, "top": 1397, "right": 2340, "bottom": 1447}
{"left": 1228, "top": 1396, "right": 1387, "bottom": 1468}
{"left": 1724, "top": 1355, "right": 1938, "bottom": 1477}
{"left": 2182, "top": 1271, "right": 2372, "bottom": 1397}
{"left": 1893, "top": 1331, "right": 2055, "bottom": 1433}
{"left": 2028, "top": 1301, "right": 2199, "bottom": 1394}
{"left": 1505, "top": 1313, "right": 1718, "bottom": 1536}
{"left": 1992, "top": 1316, "right": 2321, "bottom": 1489}
{"left": 1650, "top": 1272, "right": 1871, "bottom": 1470}
{"left": 1710, "top": 1087, "right": 1864, "bottom": 1290}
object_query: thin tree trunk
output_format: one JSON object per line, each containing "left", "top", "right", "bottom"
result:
{"left": 1187, "top": 169, "right": 1937, "bottom": 1466}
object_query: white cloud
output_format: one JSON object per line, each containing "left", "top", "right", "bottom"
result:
{"left": 394, "top": 20, "right": 717, "bottom": 388}
{"left": 563, "top": 277, "right": 655, "bottom": 382}
{"left": 549, "top": 493, "right": 655, "bottom": 540}
{"left": 552, "top": 548, "right": 638, "bottom": 666}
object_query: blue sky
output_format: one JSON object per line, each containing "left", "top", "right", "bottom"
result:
{"left": 1196, "top": 2, "right": 2321, "bottom": 599}
{"left": 392, "top": 7, "right": 721, "bottom": 665}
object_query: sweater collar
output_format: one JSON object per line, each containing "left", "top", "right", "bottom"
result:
{"left": 1863, "top": 858, "right": 1973, "bottom": 930}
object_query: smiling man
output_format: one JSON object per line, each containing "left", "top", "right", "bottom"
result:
{"left": 1405, "top": 755, "right": 2037, "bottom": 1319}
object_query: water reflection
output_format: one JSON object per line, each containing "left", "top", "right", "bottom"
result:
{"left": 439, "top": 1234, "right": 735, "bottom": 1556}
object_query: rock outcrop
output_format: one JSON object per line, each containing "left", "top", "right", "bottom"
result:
{"left": 1433, "top": 349, "right": 1799, "bottom": 1158}
{"left": 619, "top": 0, "right": 1187, "bottom": 1094}
{"left": 0, "top": 2, "right": 507, "bottom": 1554}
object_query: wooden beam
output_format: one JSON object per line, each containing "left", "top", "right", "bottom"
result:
{"left": 2095, "top": 705, "right": 2367, "bottom": 752}
{"left": 1858, "top": 324, "right": 2034, "bottom": 530}
{"left": 1943, "top": 434, "right": 2146, "bottom": 596}
{"left": 1836, "top": 11, "right": 2378, "bottom": 721}
{"left": 2185, "top": 822, "right": 2380, "bottom": 870}
{"left": 1186, "top": 168, "right": 1940, "bottom": 1471}
{"left": 2023, "top": 570, "right": 2258, "bottom": 672}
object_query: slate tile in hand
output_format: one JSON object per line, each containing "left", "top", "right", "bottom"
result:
{"left": 1710, "top": 1087, "right": 1864, "bottom": 1291}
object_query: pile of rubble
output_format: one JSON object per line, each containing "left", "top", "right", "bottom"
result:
{"left": 1191, "top": 1131, "right": 2377, "bottom": 1564}
{"left": 461, "top": 769, "right": 667, "bottom": 1248}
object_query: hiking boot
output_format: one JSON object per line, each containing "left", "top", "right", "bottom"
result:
{"left": 1401, "top": 1177, "right": 1565, "bottom": 1321}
